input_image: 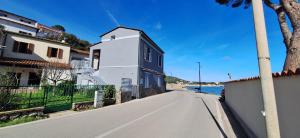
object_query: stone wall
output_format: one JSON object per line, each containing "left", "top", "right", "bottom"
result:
{"left": 116, "top": 91, "right": 132, "bottom": 104}
{"left": 72, "top": 101, "right": 94, "bottom": 111}
{"left": 0, "top": 107, "right": 44, "bottom": 121}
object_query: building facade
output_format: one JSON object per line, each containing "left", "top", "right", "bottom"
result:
{"left": 0, "top": 31, "right": 70, "bottom": 86}
{"left": 90, "top": 27, "right": 165, "bottom": 98}
{"left": 0, "top": 10, "right": 38, "bottom": 36}
{"left": 69, "top": 48, "right": 94, "bottom": 85}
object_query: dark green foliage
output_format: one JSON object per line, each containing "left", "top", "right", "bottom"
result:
{"left": 0, "top": 72, "right": 21, "bottom": 111}
{"left": 103, "top": 85, "right": 116, "bottom": 99}
{"left": 64, "top": 33, "right": 90, "bottom": 50}
{"left": 51, "top": 25, "right": 91, "bottom": 50}
{"left": 51, "top": 25, "right": 65, "bottom": 32}
{"left": 0, "top": 24, "right": 4, "bottom": 30}
{"left": 216, "top": 0, "right": 252, "bottom": 8}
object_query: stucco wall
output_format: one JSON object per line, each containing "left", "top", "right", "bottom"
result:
{"left": 101, "top": 28, "right": 140, "bottom": 41}
{"left": 4, "top": 33, "right": 70, "bottom": 63}
{"left": 225, "top": 75, "right": 300, "bottom": 138}
{"left": 90, "top": 35, "right": 140, "bottom": 89}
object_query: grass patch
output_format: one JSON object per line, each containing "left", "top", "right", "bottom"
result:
{"left": 0, "top": 116, "right": 47, "bottom": 128}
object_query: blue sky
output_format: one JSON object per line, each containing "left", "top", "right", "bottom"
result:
{"left": 0, "top": 0, "right": 286, "bottom": 82}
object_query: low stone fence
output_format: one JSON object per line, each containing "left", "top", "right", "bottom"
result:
{"left": 225, "top": 71, "right": 300, "bottom": 138}
{"left": 0, "top": 107, "right": 44, "bottom": 121}
{"left": 72, "top": 101, "right": 94, "bottom": 111}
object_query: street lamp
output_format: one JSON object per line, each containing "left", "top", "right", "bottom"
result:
{"left": 196, "top": 62, "right": 201, "bottom": 92}
{"left": 252, "top": 0, "right": 280, "bottom": 137}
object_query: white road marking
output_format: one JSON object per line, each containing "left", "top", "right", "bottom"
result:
{"left": 96, "top": 100, "right": 178, "bottom": 138}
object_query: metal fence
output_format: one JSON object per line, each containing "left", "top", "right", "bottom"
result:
{"left": 0, "top": 85, "right": 103, "bottom": 113}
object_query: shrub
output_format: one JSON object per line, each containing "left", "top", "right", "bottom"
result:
{"left": 0, "top": 72, "right": 21, "bottom": 111}
{"left": 103, "top": 85, "right": 116, "bottom": 99}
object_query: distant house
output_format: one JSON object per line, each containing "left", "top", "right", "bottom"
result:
{"left": 0, "top": 10, "right": 71, "bottom": 86}
{"left": 0, "top": 31, "right": 71, "bottom": 86}
{"left": 89, "top": 26, "right": 165, "bottom": 97}
{"left": 36, "top": 23, "right": 64, "bottom": 40}
{"left": 0, "top": 10, "right": 38, "bottom": 36}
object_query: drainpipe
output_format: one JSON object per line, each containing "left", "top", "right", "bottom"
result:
{"left": 252, "top": 1, "right": 280, "bottom": 137}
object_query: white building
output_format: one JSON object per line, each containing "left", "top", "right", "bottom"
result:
{"left": 89, "top": 27, "right": 165, "bottom": 98}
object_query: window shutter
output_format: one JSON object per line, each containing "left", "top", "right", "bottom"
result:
{"left": 58, "top": 49, "right": 63, "bottom": 59}
{"left": 47, "top": 47, "right": 51, "bottom": 57}
{"left": 13, "top": 41, "right": 19, "bottom": 52}
{"left": 28, "top": 43, "right": 34, "bottom": 54}
{"left": 144, "top": 47, "right": 147, "bottom": 60}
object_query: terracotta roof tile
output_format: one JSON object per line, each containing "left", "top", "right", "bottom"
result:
{"left": 0, "top": 57, "right": 70, "bottom": 69}
{"left": 226, "top": 68, "right": 300, "bottom": 83}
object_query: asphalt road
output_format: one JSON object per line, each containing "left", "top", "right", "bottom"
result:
{"left": 0, "top": 91, "right": 227, "bottom": 138}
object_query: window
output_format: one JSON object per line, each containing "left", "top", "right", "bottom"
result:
{"left": 158, "top": 55, "right": 163, "bottom": 67}
{"left": 111, "top": 35, "right": 116, "bottom": 40}
{"left": 92, "top": 49, "right": 100, "bottom": 70}
{"left": 20, "top": 19, "right": 31, "bottom": 24}
{"left": 13, "top": 41, "right": 34, "bottom": 54}
{"left": 144, "top": 72, "right": 150, "bottom": 88}
{"left": 28, "top": 72, "right": 41, "bottom": 86}
{"left": 47, "top": 47, "right": 63, "bottom": 59}
{"left": 157, "top": 76, "right": 162, "bottom": 87}
{"left": 144, "top": 45, "right": 152, "bottom": 62}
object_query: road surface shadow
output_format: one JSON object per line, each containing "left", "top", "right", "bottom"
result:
{"left": 200, "top": 97, "right": 228, "bottom": 138}
{"left": 218, "top": 99, "right": 249, "bottom": 138}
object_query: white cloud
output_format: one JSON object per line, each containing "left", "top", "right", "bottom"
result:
{"left": 154, "top": 22, "right": 162, "bottom": 30}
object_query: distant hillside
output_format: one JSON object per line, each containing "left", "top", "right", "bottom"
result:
{"left": 165, "top": 76, "right": 224, "bottom": 85}
{"left": 165, "top": 76, "right": 189, "bottom": 84}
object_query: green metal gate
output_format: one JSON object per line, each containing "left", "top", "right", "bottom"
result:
{"left": 43, "top": 85, "right": 74, "bottom": 113}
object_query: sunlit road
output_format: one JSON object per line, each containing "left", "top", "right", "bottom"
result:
{"left": 0, "top": 91, "right": 228, "bottom": 138}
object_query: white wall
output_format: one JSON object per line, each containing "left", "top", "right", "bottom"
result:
{"left": 225, "top": 75, "right": 300, "bottom": 138}
{"left": 90, "top": 33, "right": 140, "bottom": 89}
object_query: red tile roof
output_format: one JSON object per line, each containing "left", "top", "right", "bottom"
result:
{"left": 226, "top": 68, "right": 300, "bottom": 83}
{"left": 0, "top": 57, "right": 70, "bottom": 69}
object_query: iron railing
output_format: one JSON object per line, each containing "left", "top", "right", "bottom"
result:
{"left": 0, "top": 85, "right": 104, "bottom": 113}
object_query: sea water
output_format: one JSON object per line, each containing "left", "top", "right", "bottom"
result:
{"left": 186, "top": 86, "right": 224, "bottom": 95}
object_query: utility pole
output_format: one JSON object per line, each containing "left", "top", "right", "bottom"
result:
{"left": 252, "top": 1, "right": 280, "bottom": 137}
{"left": 196, "top": 62, "right": 201, "bottom": 92}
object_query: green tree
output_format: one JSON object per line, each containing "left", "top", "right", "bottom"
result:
{"left": 51, "top": 25, "right": 90, "bottom": 49}
{"left": 51, "top": 25, "right": 65, "bottom": 32}
{"left": 216, "top": 0, "right": 300, "bottom": 71}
